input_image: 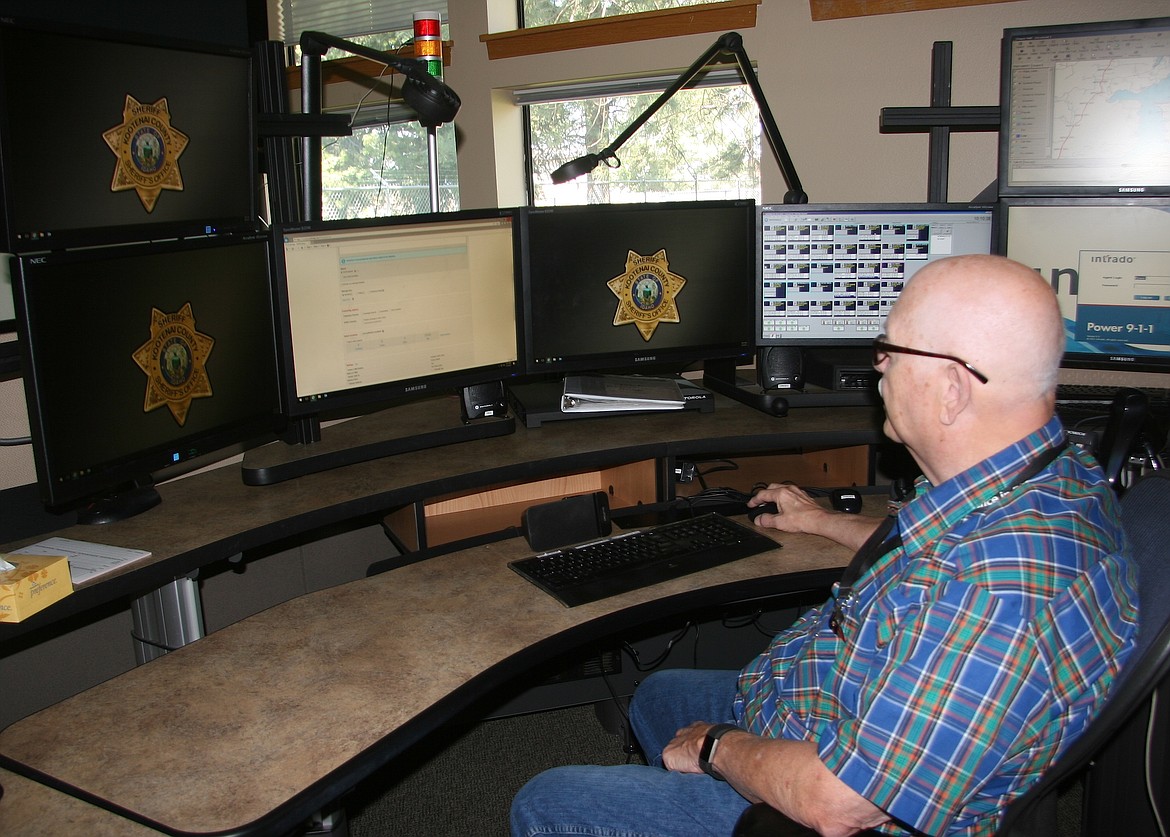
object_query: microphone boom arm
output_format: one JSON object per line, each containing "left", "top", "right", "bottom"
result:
{"left": 552, "top": 32, "right": 806, "bottom": 203}
{"left": 300, "top": 31, "right": 433, "bottom": 83}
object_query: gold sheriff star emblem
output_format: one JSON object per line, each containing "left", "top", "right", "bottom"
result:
{"left": 103, "top": 95, "right": 189, "bottom": 212}
{"left": 607, "top": 249, "right": 686, "bottom": 341}
{"left": 132, "top": 304, "right": 214, "bottom": 426}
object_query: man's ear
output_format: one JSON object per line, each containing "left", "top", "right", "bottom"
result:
{"left": 938, "top": 363, "right": 972, "bottom": 426}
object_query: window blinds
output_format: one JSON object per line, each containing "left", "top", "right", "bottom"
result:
{"left": 279, "top": 0, "right": 448, "bottom": 44}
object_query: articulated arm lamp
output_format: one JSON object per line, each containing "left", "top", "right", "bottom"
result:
{"left": 550, "top": 32, "right": 807, "bottom": 204}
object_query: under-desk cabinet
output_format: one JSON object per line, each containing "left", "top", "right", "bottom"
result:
{"left": 384, "top": 445, "right": 871, "bottom": 551}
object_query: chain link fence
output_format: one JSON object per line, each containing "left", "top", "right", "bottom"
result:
{"left": 322, "top": 185, "right": 460, "bottom": 220}
{"left": 533, "top": 179, "right": 759, "bottom": 207}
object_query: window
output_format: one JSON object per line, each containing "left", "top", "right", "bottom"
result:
{"left": 522, "top": 0, "right": 726, "bottom": 28}
{"left": 522, "top": 73, "right": 761, "bottom": 206}
{"left": 280, "top": 2, "right": 458, "bottom": 219}
{"left": 322, "top": 121, "right": 459, "bottom": 219}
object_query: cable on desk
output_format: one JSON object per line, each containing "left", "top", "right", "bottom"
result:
{"left": 597, "top": 666, "right": 643, "bottom": 761}
{"left": 129, "top": 631, "right": 185, "bottom": 653}
{"left": 621, "top": 621, "right": 698, "bottom": 672}
{"left": 722, "top": 609, "right": 798, "bottom": 639}
{"left": 694, "top": 459, "right": 739, "bottom": 490}
{"left": 0, "top": 435, "right": 32, "bottom": 446}
{"left": 683, "top": 487, "right": 753, "bottom": 507}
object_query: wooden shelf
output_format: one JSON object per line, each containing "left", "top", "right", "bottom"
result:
{"left": 480, "top": 0, "right": 759, "bottom": 60}
{"left": 285, "top": 43, "right": 453, "bottom": 92}
{"left": 388, "top": 460, "right": 659, "bottom": 549}
{"left": 809, "top": 0, "right": 1018, "bottom": 21}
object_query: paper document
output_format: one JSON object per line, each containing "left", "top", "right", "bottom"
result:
{"left": 10, "top": 537, "right": 152, "bottom": 585}
{"left": 561, "top": 375, "right": 685, "bottom": 413}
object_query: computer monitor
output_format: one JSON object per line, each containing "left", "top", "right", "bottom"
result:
{"left": 756, "top": 203, "right": 996, "bottom": 347}
{"left": 998, "top": 198, "right": 1170, "bottom": 374}
{"left": 14, "top": 235, "right": 281, "bottom": 522}
{"left": 998, "top": 16, "right": 1170, "bottom": 197}
{"left": 522, "top": 200, "right": 755, "bottom": 376}
{"left": 0, "top": 17, "right": 257, "bottom": 253}
{"left": 273, "top": 209, "right": 523, "bottom": 420}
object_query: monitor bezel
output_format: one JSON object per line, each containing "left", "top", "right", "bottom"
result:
{"left": 0, "top": 16, "right": 260, "bottom": 254}
{"left": 996, "top": 195, "right": 1170, "bottom": 374}
{"left": 754, "top": 202, "right": 998, "bottom": 348}
{"left": 519, "top": 199, "right": 756, "bottom": 378}
{"left": 14, "top": 234, "right": 282, "bottom": 514}
{"left": 272, "top": 208, "right": 527, "bottom": 421}
{"left": 997, "top": 16, "right": 1170, "bottom": 199}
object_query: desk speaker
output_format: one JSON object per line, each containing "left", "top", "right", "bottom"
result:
{"left": 522, "top": 492, "right": 611, "bottom": 551}
{"left": 757, "top": 347, "right": 803, "bottom": 391}
{"left": 461, "top": 381, "right": 507, "bottom": 421}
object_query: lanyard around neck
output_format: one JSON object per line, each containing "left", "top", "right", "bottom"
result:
{"left": 829, "top": 441, "right": 1068, "bottom": 640}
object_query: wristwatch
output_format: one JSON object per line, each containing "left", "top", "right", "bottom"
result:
{"left": 698, "top": 723, "right": 741, "bottom": 781}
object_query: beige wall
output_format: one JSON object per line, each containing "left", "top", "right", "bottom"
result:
{"left": 2, "top": 0, "right": 1167, "bottom": 492}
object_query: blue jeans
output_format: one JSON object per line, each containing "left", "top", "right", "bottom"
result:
{"left": 509, "top": 669, "right": 752, "bottom": 837}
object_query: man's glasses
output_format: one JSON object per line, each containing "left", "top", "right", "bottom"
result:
{"left": 872, "top": 334, "right": 989, "bottom": 384}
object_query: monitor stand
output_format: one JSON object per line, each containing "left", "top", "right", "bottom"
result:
{"left": 702, "top": 358, "right": 879, "bottom": 416}
{"left": 76, "top": 484, "right": 163, "bottom": 525}
{"left": 241, "top": 396, "right": 516, "bottom": 486}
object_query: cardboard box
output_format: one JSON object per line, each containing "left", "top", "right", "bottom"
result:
{"left": 0, "top": 553, "right": 73, "bottom": 622}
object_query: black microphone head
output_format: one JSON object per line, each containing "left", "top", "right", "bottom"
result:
{"left": 402, "top": 71, "right": 460, "bottom": 127}
{"left": 550, "top": 154, "right": 600, "bottom": 184}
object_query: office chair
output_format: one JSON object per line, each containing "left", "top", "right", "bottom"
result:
{"left": 1095, "top": 387, "right": 1150, "bottom": 494}
{"left": 732, "top": 470, "right": 1170, "bottom": 837}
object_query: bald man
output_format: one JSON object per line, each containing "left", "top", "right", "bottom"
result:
{"left": 510, "top": 255, "right": 1138, "bottom": 837}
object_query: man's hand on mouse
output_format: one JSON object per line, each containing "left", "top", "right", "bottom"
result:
{"left": 747, "top": 484, "right": 829, "bottom": 534}
{"left": 749, "top": 484, "right": 886, "bottom": 552}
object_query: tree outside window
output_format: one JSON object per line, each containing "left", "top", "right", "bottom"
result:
{"left": 523, "top": 0, "right": 725, "bottom": 28}
{"left": 529, "top": 84, "right": 761, "bottom": 206}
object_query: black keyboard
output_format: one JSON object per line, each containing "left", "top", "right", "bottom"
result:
{"left": 509, "top": 512, "right": 780, "bottom": 607}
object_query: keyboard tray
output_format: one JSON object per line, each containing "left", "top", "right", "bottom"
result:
{"left": 509, "top": 512, "right": 780, "bottom": 607}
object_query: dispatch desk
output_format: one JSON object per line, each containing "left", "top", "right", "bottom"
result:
{"left": 0, "top": 393, "right": 882, "bottom": 642}
{"left": 0, "top": 394, "right": 884, "bottom": 835}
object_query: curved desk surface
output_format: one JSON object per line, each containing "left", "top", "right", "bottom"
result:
{"left": 1, "top": 393, "right": 882, "bottom": 642}
{"left": 0, "top": 393, "right": 884, "bottom": 834}
{"left": 0, "top": 519, "right": 857, "bottom": 836}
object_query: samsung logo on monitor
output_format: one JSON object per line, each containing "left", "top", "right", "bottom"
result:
{"left": 1117, "top": 187, "right": 1146, "bottom": 193}
{"left": 633, "top": 355, "right": 658, "bottom": 363}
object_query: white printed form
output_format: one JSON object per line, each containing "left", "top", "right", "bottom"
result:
{"left": 11, "top": 537, "right": 152, "bottom": 586}
{"left": 338, "top": 239, "right": 476, "bottom": 387}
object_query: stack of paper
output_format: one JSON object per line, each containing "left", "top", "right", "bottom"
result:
{"left": 561, "top": 375, "right": 685, "bottom": 413}
{"left": 10, "top": 537, "right": 152, "bottom": 585}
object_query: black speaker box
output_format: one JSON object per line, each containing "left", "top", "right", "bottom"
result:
{"left": 522, "top": 492, "right": 612, "bottom": 551}
{"left": 757, "top": 347, "right": 804, "bottom": 391}
{"left": 461, "top": 381, "right": 508, "bottom": 421}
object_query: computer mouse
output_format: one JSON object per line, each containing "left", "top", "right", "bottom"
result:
{"left": 830, "top": 488, "right": 863, "bottom": 514}
{"left": 746, "top": 500, "right": 778, "bottom": 522}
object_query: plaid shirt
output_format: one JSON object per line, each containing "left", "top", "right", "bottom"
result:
{"left": 733, "top": 416, "right": 1138, "bottom": 836}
